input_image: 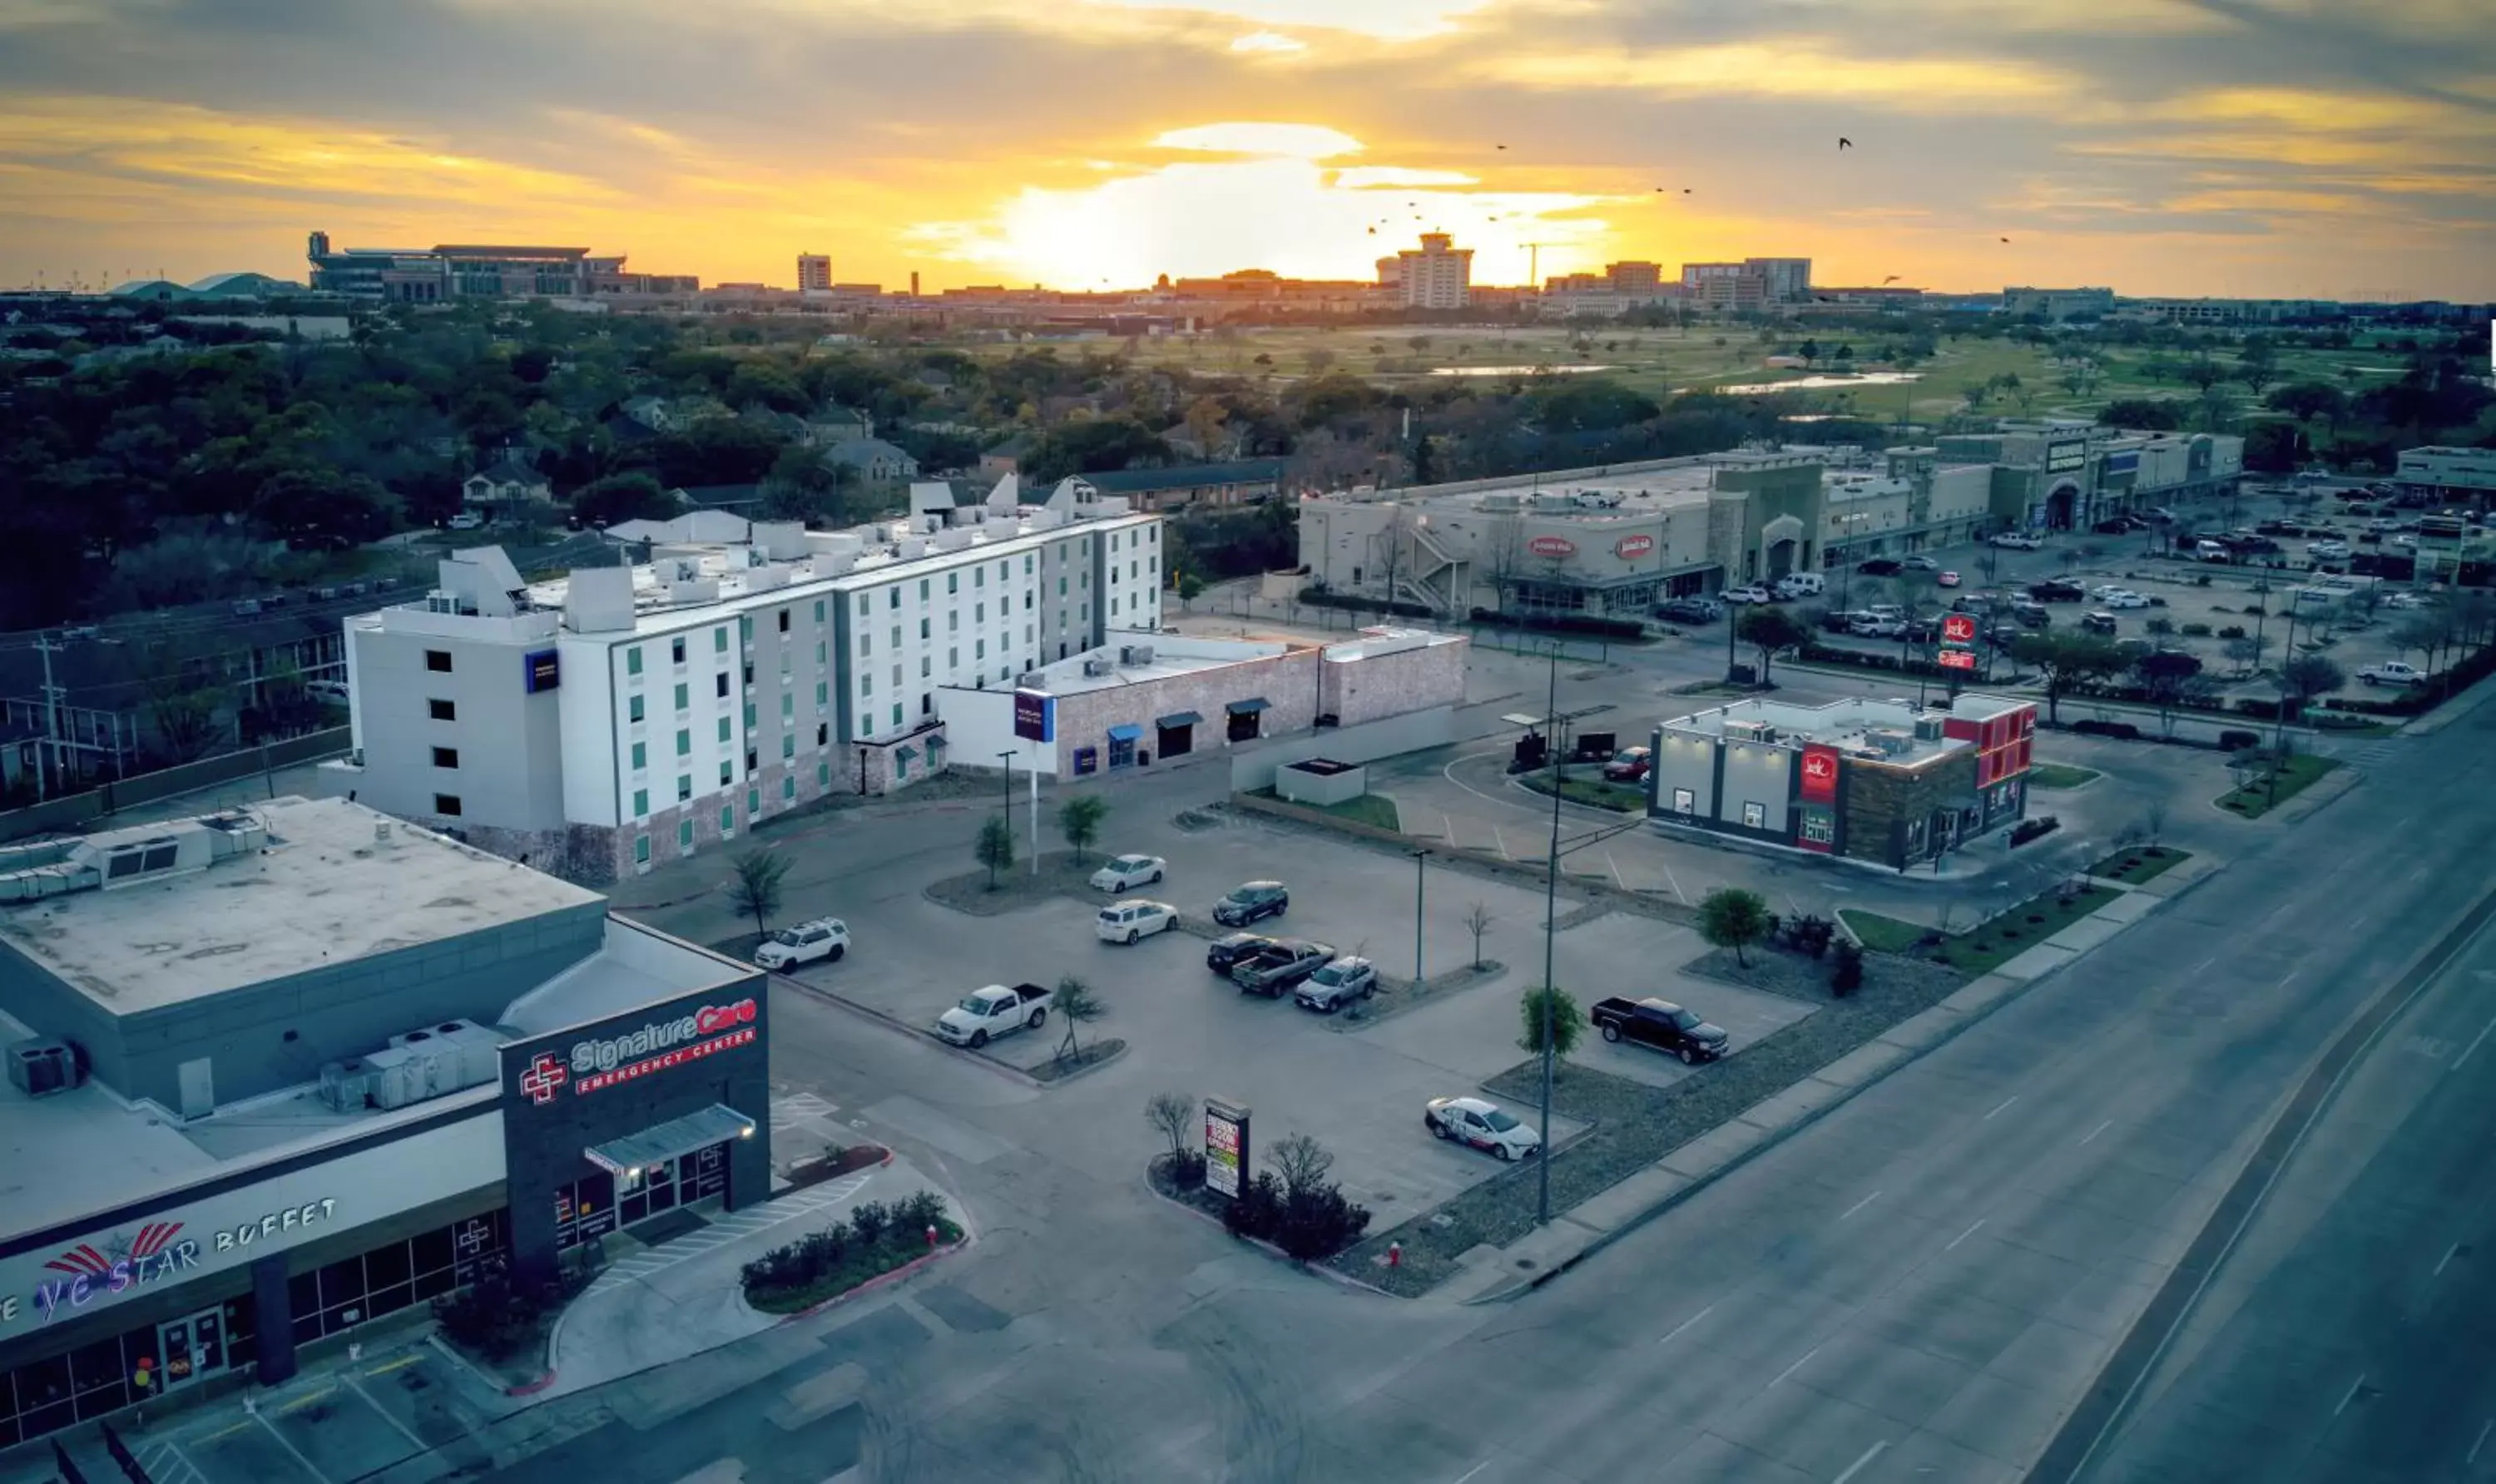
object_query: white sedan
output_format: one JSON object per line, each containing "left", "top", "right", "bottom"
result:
{"left": 2091, "top": 584, "right": 2130, "bottom": 600}
{"left": 2102, "top": 591, "right": 2151, "bottom": 610}
{"left": 1089, "top": 853, "right": 1166, "bottom": 893}
{"left": 755, "top": 918, "right": 849, "bottom": 970}
{"left": 1425, "top": 1097, "right": 1543, "bottom": 1160}
{"left": 1901, "top": 555, "right": 1941, "bottom": 571}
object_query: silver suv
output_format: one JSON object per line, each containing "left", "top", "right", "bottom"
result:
{"left": 1295, "top": 957, "right": 1378, "bottom": 1013}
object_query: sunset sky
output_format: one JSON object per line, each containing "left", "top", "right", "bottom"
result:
{"left": 1, "top": 0, "right": 2490, "bottom": 299}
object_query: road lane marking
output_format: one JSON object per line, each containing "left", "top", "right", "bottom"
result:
{"left": 2437, "top": 1244, "right": 2461, "bottom": 1278}
{"left": 1832, "top": 1440, "right": 1891, "bottom": 1484}
{"left": 277, "top": 1386, "right": 336, "bottom": 1416}
{"left": 2469, "top": 1419, "right": 2493, "bottom": 1465}
{"left": 1772, "top": 1344, "right": 1823, "bottom": 1387}
{"left": 1449, "top": 1461, "right": 1494, "bottom": 1484}
{"left": 1841, "top": 1190, "right": 1884, "bottom": 1220}
{"left": 364, "top": 1353, "right": 421, "bottom": 1376}
{"left": 1607, "top": 851, "right": 1627, "bottom": 889}
{"left": 2454, "top": 1011, "right": 2496, "bottom": 1071}
{"left": 1656, "top": 1303, "right": 1716, "bottom": 1348}
{"left": 344, "top": 1373, "right": 430, "bottom": 1453}
{"left": 2334, "top": 1373, "right": 2366, "bottom": 1417}
{"left": 1492, "top": 825, "right": 1510, "bottom": 859}
{"left": 2191, "top": 954, "right": 2218, "bottom": 974}
{"left": 1947, "top": 1219, "right": 1987, "bottom": 1251}
{"left": 1984, "top": 1095, "right": 2020, "bottom": 1120}
{"left": 2081, "top": 1119, "right": 2112, "bottom": 1146}
{"left": 1658, "top": 858, "right": 1688, "bottom": 905}
{"left": 252, "top": 1404, "right": 334, "bottom": 1483}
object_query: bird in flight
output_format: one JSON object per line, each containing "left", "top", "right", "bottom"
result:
{"left": 1882, "top": 275, "right": 1901, "bottom": 284}
{"left": 1497, "top": 143, "right": 1508, "bottom": 151}
{"left": 1838, "top": 136, "right": 1853, "bottom": 149}
{"left": 1999, "top": 236, "right": 2012, "bottom": 243}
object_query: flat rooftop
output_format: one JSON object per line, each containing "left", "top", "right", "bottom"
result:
{"left": 1663, "top": 693, "right": 2028, "bottom": 767}
{"left": 0, "top": 916, "right": 746, "bottom": 1242}
{"left": 0, "top": 796, "right": 603, "bottom": 1015}
{"left": 1013, "top": 630, "right": 1295, "bottom": 697}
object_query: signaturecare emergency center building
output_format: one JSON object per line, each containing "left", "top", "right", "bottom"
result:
{"left": 1645, "top": 693, "right": 2038, "bottom": 870}
{"left": 0, "top": 796, "right": 771, "bottom": 1448}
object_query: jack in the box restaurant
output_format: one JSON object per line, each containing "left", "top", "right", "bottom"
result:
{"left": 0, "top": 798, "right": 771, "bottom": 1449}
{"left": 1645, "top": 693, "right": 2038, "bottom": 869}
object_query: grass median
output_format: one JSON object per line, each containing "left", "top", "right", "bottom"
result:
{"left": 1841, "top": 879, "right": 2119, "bottom": 976}
{"left": 2089, "top": 845, "right": 2191, "bottom": 886}
{"left": 2027, "top": 762, "right": 2102, "bottom": 790}
{"left": 2216, "top": 754, "right": 2340, "bottom": 819}
{"left": 1515, "top": 770, "right": 1649, "bottom": 814}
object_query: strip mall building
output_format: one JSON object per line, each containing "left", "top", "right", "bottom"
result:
{"left": 0, "top": 798, "right": 771, "bottom": 1449}
{"left": 1646, "top": 694, "right": 2037, "bottom": 870}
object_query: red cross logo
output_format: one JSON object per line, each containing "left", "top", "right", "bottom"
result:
{"left": 519, "top": 1052, "right": 568, "bottom": 1105}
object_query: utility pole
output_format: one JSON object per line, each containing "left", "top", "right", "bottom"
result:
{"left": 34, "top": 631, "right": 64, "bottom": 804}
{"left": 1410, "top": 848, "right": 1427, "bottom": 986}
{"left": 1538, "top": 640, "right": 1560, "bottom": 1225}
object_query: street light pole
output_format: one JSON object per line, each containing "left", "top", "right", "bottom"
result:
{"left": 1411, "top": 848, "right": 1427, "bottom": 986}
{"left": 1538, "top": 639, "right": 1562, "bottom": 1226}
{"left": 996, "top": 749, "right": 1014, "bottom": 863}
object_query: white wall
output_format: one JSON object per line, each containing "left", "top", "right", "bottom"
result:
{"left": 558, "top": 633, "right": 622, "bottom": 828}
{"left": 935, "top": 686, "right": 1057, "bottom": 777}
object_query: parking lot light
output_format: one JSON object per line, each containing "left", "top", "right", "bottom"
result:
{"left": 1411, "top": 848, "right": 1427, "bottom": 986}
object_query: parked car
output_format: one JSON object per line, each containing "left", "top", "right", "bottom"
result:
{"left": 305, "top": 679, "right": 352, "bottom": 705}
{"left": 936, "top": 982, "right": 1051, "bottom": 1048}
{"left": 1212, "top": 880, "right": 1289, "bottom": 927}
{"left": 1721, "top": 583, "right": 1774, "bottom": 605}
{"left": 1855, "top": 557, "right": 1903, "bottom": 576}
{"left": 2093, "top": 517, "right": 2137, "bottom": 535}
{"left": 1900, "top": 616, "right": 1944, "bottom": 643}
{"left": 1590, "top": 997, "right": 1731, "bottom": 1064}
{"left": 2081, "top": 611, "right": 2120, "bottom": 635}
{"left": 1850, "top": 615, "right": 1904, "bottom": 638}
{"left": 1901, "top": 554, "right": 1941, "bottom": 571}
{"left": 1231, "top": 938, "right": 1335, "bottom": 997}
{"left": 754, "top": 918, "right": 850, "bottom": 970}
{"left": 2307, "top": 541, "right": 2352, "bottom": 561}
{"left": 446, "top": 512, "right": 486, "bottom": 531}
{"left": 1936, "top": 571, "right": 1962, "bottom": 588}
{"left": 1089, "top": 853, "right": 1167, "bottom": 893}
{"left": 2385, "top": 591, "right": 2434, "bottom": 610}
{"left": 2010, "top": 601, "right": 2052, "bottom": 628}
{"left": 1097, "top": 899, "right": 1177, "bottom": 944}
{"left": 1658, "top": 596, "right": 1723, "bottom": 624}
{"left": 2028, "top": 579, "right": 2086, "bottom": 602}
{"left": 1774, "top": 572, "right": 1826, "bottom": 600}
{"left": 1295, "top": 957, "right": 1379, "bottom": 1012}
{"left": 2102, "top": 591, "right": 2149, "bottom": 610}
{"left": 1989, "top": 532, "right": 2043, "bottom": 550}
{"left": 1206, "top": 931, "right": 1280, "bottom": 974}
{"left": 1602, "top": 746, "right": 1653, "bottom": 782}
{"left": 2360, "top": 660, "right": 2426, "bottom": 687}
{"left": 1424, "top": 1096, "right": 1543, "bottom": 1161}
{"left": 1821, "top": 607, "right": 1870, "bottom": 633}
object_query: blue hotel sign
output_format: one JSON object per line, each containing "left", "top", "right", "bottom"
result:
{"left": 1013, "top": 690, "right": 1056, "bottom": 744}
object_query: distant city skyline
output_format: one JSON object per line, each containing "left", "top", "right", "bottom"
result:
{"left": 0, "top": 2, "right": 2489, "bottom": 300}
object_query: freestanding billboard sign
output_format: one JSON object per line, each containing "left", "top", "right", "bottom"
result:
{"left": 1939, "top": 647, "right": 1978, "bottom": 671}
{"left": 1204, "top": 1098, "right": 1251, "bottom": 1200}
{"left": 1941, "top": 614, "right": 1977, "bottom": 645}
{"left": 1013, "top": 690, "right": 1056, "bottom": 744}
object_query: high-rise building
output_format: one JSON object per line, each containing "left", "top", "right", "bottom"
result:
{"left": 1677, "top": 257, "right": 1813, "bottom": 309}
{"left": 796, "top": 254, "right": 832, "bottom": 293}
{"left": 1748, "top": 258, "right": 1812, "bottom": 304}
{"left": 1606, "top": 260, "right": 1664, "bottom": 298}
{"left": 306, "top": 234, "right": 695, "bottom": 301}
{"left": 1385, "top": 233, "right": 1472, "bottom": 310}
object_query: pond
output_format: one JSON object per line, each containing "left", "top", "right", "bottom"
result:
{"left": 1716, "top": 372, "right": 1926, "bottom": 393}
{"left": 1427, "top": 364, "right": 1617, "bottom": 376}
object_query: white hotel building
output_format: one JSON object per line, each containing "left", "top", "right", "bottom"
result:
{"left": 341, "top": 477, "right": 1161, "bottom": 883}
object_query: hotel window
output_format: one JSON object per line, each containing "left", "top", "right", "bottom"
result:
{"left": 816, "top": 680, "right": 829, "bottom": 705}
{"left": 813, "top": 599, "right": 825, "bottom": 623}
{"left": 432, "top": 746, "right": 458, "bottom": 769}
{"left": 859, "top": 631, "right": 871, "bottom": 656}
{"left": 739, "top": 616, "right": 753, "bottom": 641}
{"left": 816, "top": 723, "right": 829, "bottom": 745}
{"left": 783, "top": 777, "right": 797, "bottom": 800}
{"left": 1025, "top": 554, "right": 1034, "bottom": 574}
{"left": 627, "top": 695, "right": 644, "bottom": 723}
{"left": 631, "top": 788, "right": 648, "bottom": 817}
{"left": 862, "top": 674, "right": 873, "bottom": 696}
{"left": 673, "top": 681, "right": 689, "bottom": 711}
{"left": 781, "top": 693, "right": 794, "bottom": 717}
{"left": 1058, "top": 576, "right": 1067, "bottom": 596}
{"left": 677, "top": 774, "right": 692, "bottom": 801}
{"left": 425, "top": 650, "right": 452, "bottom": 673}
{"left": 679, "top": 819, "right": 695, "bottom": 850}
{"left": 857, "top": 594, "right": 869, "bottom": 615}
{"left": 782, "top": 735, "right": 796, "bottom": 759}
{"left": 636, "top": 834, "right": 651, "bottom": 864}
{"left": 715, "top": 626, "right": 729, "bottom": 653}
{"left": 948, "top": 610, "right": 959, "bottom": 633}
{"left": 778, "top": 608, "right": 790, "bottom": 632}
{"left": 817, "top": 640, "right": 828, "bottom": 664}
{"left": 676, "top": 729, "right": 691, "bottom": 756}
{"left": 889, "top": 587, "right": 899, "bottom": 609}
{"left": 430, "top": 698, "right": 456, "bottom": 721}
{"left": 745, "top": 702, "right": 757, "bottom": 730}
{"left": 919, "top": 617, "right": 930, "bottom": 640}
{"left": 948, "top": 646, "right": 958, "bottom": 667}
{"left": 817, "top": 762, "right": 831, "bottom": 787}
{"left": 891, "top": 703, "right": 904, "bottom": 728}
{"left": 631, "top": 741, "right": 647, "bottom": 770}
{"left": 919, "top": 578, "right": 930, "bottom": 601}
{"left": 891, "top": 663, "right": 901, "bottom": 687}
{"left": 948, "top": 572, "right": 958, "bottom": 594}
{"left": 998, "top": 559, "right": 1008, "bottom": 581}
{"left": 671, "top": 636, "right": 686, "bottom": 664}
{"left": 433, "top": 794, "right": 462, "bottom": 817}
{"left": 921, "top": 656, "right": 931, "bottom": 676}
{"left": 716, "top": 717, "right": 731, "bottom": 743}
{"left": 714, "top": 672, "right": 729, "bottom": 699}
{"left": 626, "top": 646, "right": 644, "bottom": 675}
{"left": 748, "top": 786, "right": 760, "bottom": 816}
{"left": 975, "top": 601, "right": 985, "bottom": 623}
{"left": 890, "top": 625, "right": 901, "bottom": 649}
{"left": 975, "top": 567, "right": 985, "bottom": 588}
{"left": 719, "top": 760, "right": 733, "bottom": 786}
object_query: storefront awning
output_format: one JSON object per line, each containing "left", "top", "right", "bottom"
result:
{"left": 895, "top": 744, "right": 919, "bottom": 761}
{"left": 1226, "top": 697, "right": 1271, "bottom": 715}
{"left": 583, "top": 1103, "right": 755, "bottom": 1178}
{"left": 1156, "top": 710, "right": 1202, "bottom": 729}
{"left": 1106, "top": 723, "right": 1145, "bottom": 742}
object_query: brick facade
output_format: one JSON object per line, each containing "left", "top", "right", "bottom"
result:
{"left": 1321, "top": 636, "right": 1468, "bottom": 727}
{"left": 1048, "top": 647, "right": 1321, "bottom": 773}
{"left": 1837, "top": 751, "right": 1979, "bottom": 869}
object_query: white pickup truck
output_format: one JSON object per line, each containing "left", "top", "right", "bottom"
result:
{"left": 2359, "top": 660, "right": 2425, "bottom": 687}
{"left": 936, "top": 982, "right": 1052, "bottom": 1048}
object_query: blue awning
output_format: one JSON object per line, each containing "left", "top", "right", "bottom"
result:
{"left": 1107, "top": 724, "right": 1145, "bottom": 742}
{"left": 1156, "top": 711, "right": 1202, "bottom": 729}
{"left": 1226, "top": 697, "right": 1271, "bottom": 715}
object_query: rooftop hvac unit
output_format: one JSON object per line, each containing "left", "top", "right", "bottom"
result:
{"left": 318, "top": 1059, "right": 374, "bottom": 1112}
{"left": 1082, "top": 658, "right": 1115, "bottom": 678}
{"left": 6, "top": 1036, "right": 87, "bottom": 1099}
{"left": 1017, "top": 672, "right": 1046, "bottom": 690}
{"left": 360, "top": 1045, "right": 424, "bottom": 1110}
{"left": 1865, "top": 728, "right": 1915, "bottom": 756}
{"left": 1913, "top": 715, "right": 1946, "bottom": 741}
{"left": 1119, "top": 645, "right": 1155, "bottom": 665}
{"left": 1721, "top": 720, "right": 1769, "bottom": 743}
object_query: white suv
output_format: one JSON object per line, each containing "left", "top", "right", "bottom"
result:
{"left": 755, "top": 918, "right": 849, "bottom": 970}
{"left": 1097, "top": 899, "right": 1177, "bottom": 944}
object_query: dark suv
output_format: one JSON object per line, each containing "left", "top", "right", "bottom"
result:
{"left": 1206, "top": 932, "right": 1279, "bottom": 974}
{"left": 1212, "top": 880, "right": 1290, "bottom": 928}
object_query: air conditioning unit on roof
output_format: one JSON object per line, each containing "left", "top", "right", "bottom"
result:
{"left": 1082, "top": 658, "right": 1115, "bottom": 677}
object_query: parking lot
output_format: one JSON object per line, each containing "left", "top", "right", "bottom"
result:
{"left": 777, "top": 809, "right": 1819, "bottom": 1221}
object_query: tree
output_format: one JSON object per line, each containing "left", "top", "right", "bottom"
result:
{"left": 1830, "top": 940, "right": 1865, "bottom": 997}
{"left": 2224, "top": 635, "right": 2264, "bottom": 675}
{"left": 2267, "top": 382, "right": 2348, "bottom": 434}
{"left": 1697, "top": 887, "right": 1773, "bottom": 967}
{"left": 2181, "top": 353, "right": 2228, "bottom": 393}
{"left": 1798, "top": 339, "right": 1822, "bottom": 369}
{"left": 2389, "top": 614, "right": 2446, "bottom": 672}
{"left": 2236, "top": 336, "right": 2280, "bottom": 398}
{"left": 2010, "top": 631, "right": 2126, "bottom": 724}
{"left": 1737, "top": 606, "right": 1812, "bottom": 686}
{"left": 1057, "top": 794, "right": 1108, "bottom": 863}
{"left": 1053, "top": 974, "right": 1103, "bottom": 1060}
{"left": 1517, "top": 983, "right": 1583, "bottom": 1057}
{"left": 975, "top": 814, "right": 1014, "bottom": 888}
{"left": 1264, "top": 1133, "right": 1335, "bottom": 1199}
{"left": 1176, "top": 571, "right": 1206, "bottom": 611}
{"left": 726, "top": 847, "right": 790, "bottom": 938}
{"left": 146, "top": 679, "right": 227, "bottom": 765}
{"left": 1463, "top": 902, "right": 1493, "bottom": 968}
{"left": 2142, "top": 799, "right": 2169, "bottom": 848}
{"left": 1145, "top": 1091, "right": 1192, "bottom": 1163}
{"left": 2133, "top": 650, "right": 2206, "bottom": 737}
{"left": 573, "top": 471, "right": 680, "bottom": 528}
{"left": 2276, "top": 654, "right": 2345, "bottom": 725}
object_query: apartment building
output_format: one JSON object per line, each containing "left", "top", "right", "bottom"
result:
{"left": 341, "top": 478, "right": 1162, "bottom": 883}
{"left": 795, "top": 254, "right": 832, "bottom": 292}
{"left": 1383, "top": 234, "right": 1473, "bottom": 310}
{"left": 1680, "top": 258, "right": 1812, "bottom": 310}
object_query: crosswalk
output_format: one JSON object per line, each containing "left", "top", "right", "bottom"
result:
{"left": 770, "top": 1091, "right": 840, "bottom": 1135}
{"left": 2337, "top": 735, "right": 2406, "bottom": 769}
{"left": 582, "top": 1168, "right": 879, "bottom": 1298}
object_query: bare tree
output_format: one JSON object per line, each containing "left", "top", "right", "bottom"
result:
{"left": 1264, "top": 1133, "right": 1335, "bottom": 1198}
{"left": 1462, "top": 903, "right": 1493, "bottom": 968}
{"left": 1054, "top": 975, "right": 1104, "bottom": 1060}
{"left": 1144, "top": 1091, "right": 1191, "bottom": 1161}
{"left": 2142, "top": 800, "right": 2168, "bottom": 847}
{"left": 1480, "top": 517, "right": 1528, "bottom": 616}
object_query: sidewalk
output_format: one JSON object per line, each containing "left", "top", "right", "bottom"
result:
{"left": 1429, "top": 848, "right": 2226, "bottom": 1305}
{"left": 543, "top": 1150, "right": 948, "bottom": 1398}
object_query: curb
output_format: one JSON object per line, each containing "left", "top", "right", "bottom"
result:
{"left": 1025, "top": 1039, "right": 1130, "bottom": 1087}
{"left": 770, "top": 1233, "right": 973, "bottom": 1325}
{"left": 1137, "top": 1169, "right": 1399, "bottom": 1300}
{"left": 1457, "top": 862, "right": 2226, "bottom": 1306}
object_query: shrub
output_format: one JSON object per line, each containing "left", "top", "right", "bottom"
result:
{"left": 2217, "top": 728, "right": 2261, "bottom": 750}
{"left": 2232, "top": 697, "right": 2283, "bottom": 720}
{"left": 848, "top": 1200, "right": 889, "bottom": 1246}
{"left": 895, "top": 1190, "right": 948, "bottom": 1238}
{"left": 1779, "top": 913, "right": 1836, "bottom": 959}
{"left": 2217, "top": 626, "right": 2246, "bottom": 640}
{"left": 1830, "top": 940, "right": 1865, "bottom": 997}
{"left": 2009, "top": 816, "right": 2062, "bottom": 847}
{"left": 1222, "top": 1171, "right": 1285, "bottom": 1240}
{"left": 1275, "top": 1185, "right": 1373, "bottom": 1261}
{"left": 1166, "top": 1148, "right": 1207, "bottom": 1187}
{"left": 2070, "top": 719, "right": 2141, "bottom": 740}
{"left": 2179, "top": 622, "right": 2212, "bottom": 637}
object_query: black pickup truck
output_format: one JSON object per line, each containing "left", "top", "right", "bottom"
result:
{"left": 1589, "top": 997, "right": 1731, "bottom": 1064}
